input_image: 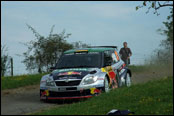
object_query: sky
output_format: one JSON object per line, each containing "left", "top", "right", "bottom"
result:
{"left": 1, "top": 1, "right": 172, "bottom": 75}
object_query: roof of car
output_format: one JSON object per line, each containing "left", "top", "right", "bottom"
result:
{"left": 64, "top": 47, "right": 115, "bottom": 54}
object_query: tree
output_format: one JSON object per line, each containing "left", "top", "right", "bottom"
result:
{"left": 1, "top": 45, "right": 10, "bottom": 77}
{"left": 136, "top": 1, "right": 173, "bottom": 47}
{"left": 72, "top": 41, "right": 90, "bottom": 48}
{"left": 158, "top": 8, "right": 173, "bottom": 49}
{"left": 158, "top": 8, "right": 173, "bottom": 62}
{"left": 136, "top": 1, "right": 173, "bottom": 15}
{"left": 22, "top": 25, "right": 73, "bottom": 73}
{"left": 136, "top": 1, "right": 173, "bottom": 64}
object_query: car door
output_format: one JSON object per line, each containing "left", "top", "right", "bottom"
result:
{"left": 111, "top": 50, "right": 123, "bottom": 72}
{"left": 103, "top": 50, "right": 118, "bottom": 88}
{"left": 110, "top": 50, "right": 126, "bottom": 86}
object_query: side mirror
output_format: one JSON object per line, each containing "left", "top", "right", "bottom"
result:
{"left": 49, "top": 67, "right": 56, "bottom": 72}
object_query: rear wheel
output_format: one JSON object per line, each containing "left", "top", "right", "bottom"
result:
{"left": 115, "top": 70, "right": 121, "bottom": 88}
{"left": 104, "top": 77, "right": 110, "bottom": 92}
{"left": 125, "top": 73, "right": 131, "bottom": 87}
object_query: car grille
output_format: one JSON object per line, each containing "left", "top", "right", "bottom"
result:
{"left": 55, "top": 80, "right": 81, "bottom": 86}
{"left": 48, "top": 90, "right": 91, "bottom": 97}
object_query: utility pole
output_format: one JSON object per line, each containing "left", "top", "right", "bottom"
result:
{"left": 10, "top": 57, "right": 13, "bottom": 77}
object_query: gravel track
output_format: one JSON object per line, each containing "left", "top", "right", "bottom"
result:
{"left": 1, "top": 71, "right": 170, "bottom": 115}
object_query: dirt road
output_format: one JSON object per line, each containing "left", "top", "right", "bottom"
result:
{"left": 1, "top": 71, "right": 170, "bottom": 115}
{"left": 1, "top": 85, "right": 58, "bottom": 115}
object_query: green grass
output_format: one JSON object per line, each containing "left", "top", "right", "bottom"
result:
{"left": 1, "top": 73, "right": 47, "bottom": 90}
{"left": 129, "top": 65, "right": 149, "bottom": 73}
{"left": 129, "top": 63, "right": 173, "bottom": 74}
{"left": 34, "top": 76, "right": 173, "bottom": 115}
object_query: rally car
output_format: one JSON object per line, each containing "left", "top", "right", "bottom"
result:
{"left": 40, "top": 46, "right": 132, "bottom": 100}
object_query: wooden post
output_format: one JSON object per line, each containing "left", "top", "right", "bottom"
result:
{"left": 11, "top": 57, "right": 13, "bottom": 77}
{"left": 157, "top": 51, "right": 159, "bottom": 57}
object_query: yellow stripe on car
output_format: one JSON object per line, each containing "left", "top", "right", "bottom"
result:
{"left": 45, "top": 90, "right": 49, "bottom": 96}
{"left": 75, "top": 50, "right": 88, "bottom": 52}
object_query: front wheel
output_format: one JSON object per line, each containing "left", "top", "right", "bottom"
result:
{"left": 125, "top": 73, "right": 131, "bottom": 87}
{"left": 104, "top": 77, "right": 110, "bottom": 92}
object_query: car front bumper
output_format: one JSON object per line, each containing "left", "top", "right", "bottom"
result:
{"left": 40, "top": 83, "right": 104, "bottom": 100}
{"left": 40, "top": 89, "right": 94, "bottom": 100}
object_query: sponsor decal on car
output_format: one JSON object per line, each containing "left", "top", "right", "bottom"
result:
{"left": 90, "top": 88, "right": 101, "bottom": 95}
{"left": 58, "top": 68, "right": 88, "bottom": 72}
{"left": 41, "top": 90, "right": 49, "bottom": 97}
{"left": 59, "top": 76, "right": 78, "bottom": 80}
{"left": 101, "top": 66, "right": 118, "bottom": 89}
{"left": 58, "top": 71, "right": 82, "bottom": 76}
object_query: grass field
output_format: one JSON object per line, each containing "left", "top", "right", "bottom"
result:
{"left": 1, "top": 73, "right": 47, "bottom": 90}
{"left": 129, "top": 65, "right": 149, "bottom": 73}
{"left": 34, "top": 76, "right": 173, "bottom": 115}
{"left": 129, "top": 63, "right": 173, "bottom": 75}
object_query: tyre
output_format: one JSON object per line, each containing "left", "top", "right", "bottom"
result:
{"left": 104, "top": 77, "right": 110, "bottom": 92}
{"left": 117, "top": 76, "right": 122, "bottom": 87}
{"left": 125, "top": 73, "right": 131, "bottom": 87}
{"left": 115, "top": 70, "right": 121, "bottom": 88}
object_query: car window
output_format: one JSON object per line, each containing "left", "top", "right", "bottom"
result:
{"left": 56, "top": 52, "right": 102, "bottom": 69}
{"left": 111, "top": 52, "right": 117, "bottom": 63}
{"left": 104, "top": 50, "right": 115, "bottom": 66}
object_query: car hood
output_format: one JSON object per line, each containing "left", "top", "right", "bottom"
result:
{"left": 51, "top": 68, "right": 99, "bottom": 80}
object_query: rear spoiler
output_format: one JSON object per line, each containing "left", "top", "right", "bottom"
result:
{"left": 88, "top": 46, "right": 118, "bottom": 49}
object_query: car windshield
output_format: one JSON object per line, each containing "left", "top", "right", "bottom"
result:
{"left": 56, "top": 52, "right": 101, "bottom": 69}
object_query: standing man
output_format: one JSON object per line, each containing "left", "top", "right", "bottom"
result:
{"left": 119, "top": 42, "right": 132, "bottom": 66}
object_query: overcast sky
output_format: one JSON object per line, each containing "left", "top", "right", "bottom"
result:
{"left": 1, "top": 1, "right": 172, "bottom": 75}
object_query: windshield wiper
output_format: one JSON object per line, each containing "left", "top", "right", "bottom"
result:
{"left": 58, "top": 65, "right": 97, "bottom": 69}
{"left": 73, "top": 65, "right": 97, "bottom": 68}
{"left": 57, "top": 66, "right": 76, "bottom": 69}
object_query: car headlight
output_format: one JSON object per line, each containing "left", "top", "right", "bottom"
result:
{"left": 82, "top": 76, "right": 98, "bottom": 85}
{"left": 46, "top": 81, "right": 55, "bottom": 86}
{"left": 46, "top": 77, "right": 55, "bottom": 86}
